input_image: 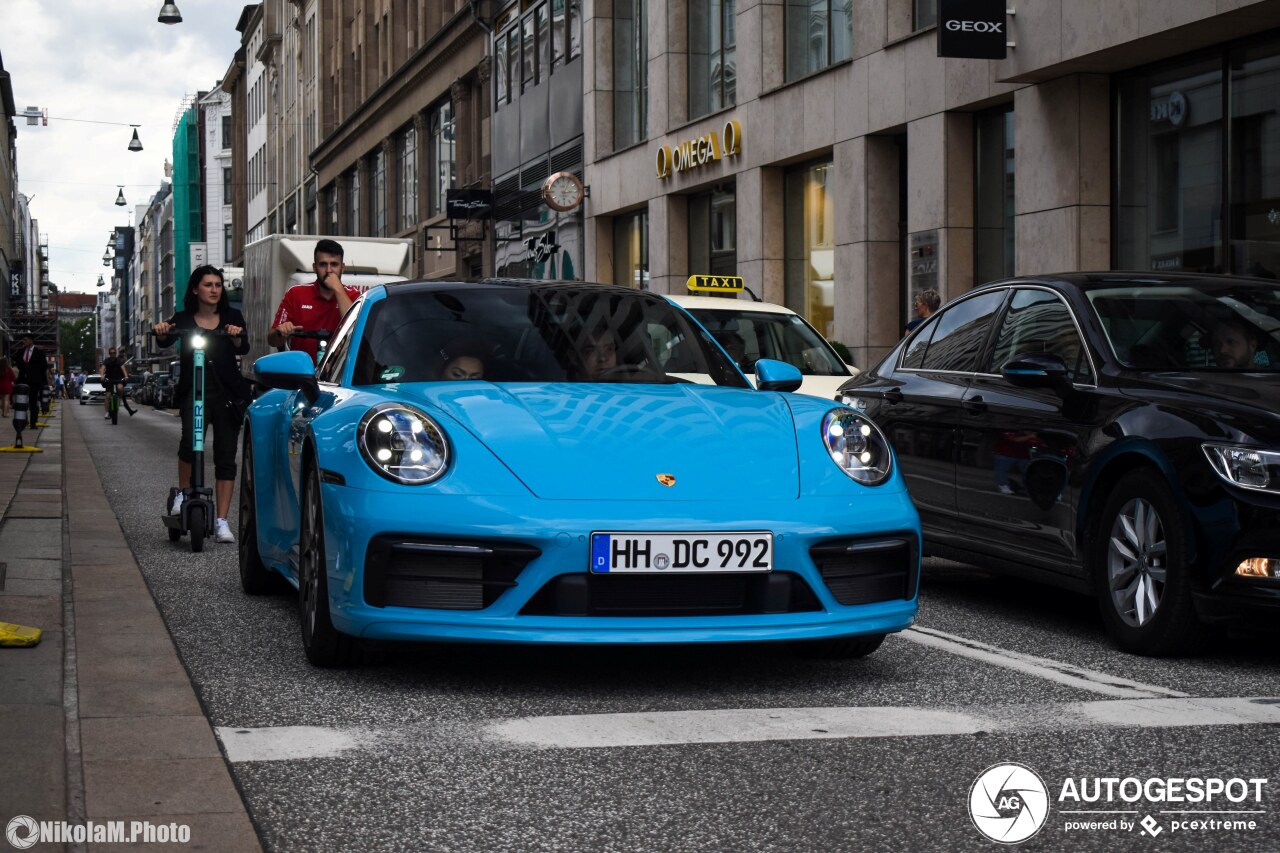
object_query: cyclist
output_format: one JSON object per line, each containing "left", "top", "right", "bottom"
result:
{"left": 154, "top": 265, "right": 251, "bottom": 544}
{"left": 98, "top": 347, "right": 136, "bottom": 418}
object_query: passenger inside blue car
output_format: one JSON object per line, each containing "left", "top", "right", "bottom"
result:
{"left": 436, "top": 339, "right": 489, "bottom": 381}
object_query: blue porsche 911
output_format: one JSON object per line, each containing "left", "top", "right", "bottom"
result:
{"left": 240, "top": 279, "right": 921, "bottom": 666}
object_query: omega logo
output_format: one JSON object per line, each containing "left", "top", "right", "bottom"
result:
{"left": 656, "top": 119, "right": 743, "bottom": 179}
{"left": 945, "top": 19, "right": 1003, "bottom": 32}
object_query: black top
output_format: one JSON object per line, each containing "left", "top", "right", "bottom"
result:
{"left": 156, "top": 308, "right": 252, "bottom": 403}
{"left": 102, "top": 356, "right": 127, "bottom": 383}
{"left": 15, "top": 345, "right": 48, "bottom": 388}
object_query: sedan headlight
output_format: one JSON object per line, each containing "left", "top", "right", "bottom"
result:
{"left": 1202, "top": 444, "right": 1279, "bottom": 492}
{"left": 358, "top": 404, "right": 450, "bottom": 484}
{"left": 822, "top": 408, "right": 892, "bottom": 486}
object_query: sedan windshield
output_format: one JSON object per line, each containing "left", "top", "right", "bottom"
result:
{"left": 353, "top": 284, "right": 749, "bottom": 387}
{"left": 687, "top": 308, "right": 849, "bottom": 375}
{"left": 1088, "top": 282, "right": 1280, "bottom": 371}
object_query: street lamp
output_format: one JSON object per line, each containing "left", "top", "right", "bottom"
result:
{"left": 97, "top": 275, "right": 106, "bottom": 288}
{"left": 115, "top": 186, "right": 126, "bottom": 206}
{"left": 103, "top": 250, "right": 111, "bottom": 266}
{"left": 158, "top": 3, "right": 182, "bottom": 24}
{"left": 128, "top": 126, "right": 143, "bottom": 152}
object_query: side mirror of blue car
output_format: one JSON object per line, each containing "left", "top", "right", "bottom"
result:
{"left": 755, "top": 358, "right": 803, "bottom": 393}
{"left": 254, "top": 351, "right": 320, "bottom": 404}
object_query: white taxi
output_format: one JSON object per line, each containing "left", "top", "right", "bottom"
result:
{"left": 668, "top": 277, "right": 858, "bottom": 400}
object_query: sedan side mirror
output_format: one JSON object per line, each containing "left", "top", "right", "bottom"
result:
{"left": 755, "top": 358, "right": 803, "bottom": 392}
{"left": 1002, "top": 353, "right": 1071, "bottom": 392}
{"left": 254, "top": 351, "right": 320, "bottom": 404}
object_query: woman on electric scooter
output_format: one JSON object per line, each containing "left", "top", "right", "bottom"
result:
{"left": 153, "top": 265, "right": 252, "bottom": 544}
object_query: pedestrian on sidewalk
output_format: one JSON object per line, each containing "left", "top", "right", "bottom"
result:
{"left": 0, "top": 355, "right": 14, "bottom": 417}
{"left": 153, "top": 265, "right": 252, "bottom": 545}
{"left": 14, "top": 334, "right": 48, "bottom": 413}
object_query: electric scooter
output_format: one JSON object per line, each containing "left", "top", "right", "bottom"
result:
{"left": 151, "top": 327, "right": 232, "bottom": 553}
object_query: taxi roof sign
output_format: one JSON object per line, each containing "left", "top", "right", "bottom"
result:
{"left": 686, "top": 275, "right": 745, "bottom": 293}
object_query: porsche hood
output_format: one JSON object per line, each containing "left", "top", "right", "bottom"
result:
{"left": 401, "top": 383, "right": 800, "bottom": 500}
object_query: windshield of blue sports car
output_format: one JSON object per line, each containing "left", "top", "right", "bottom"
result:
{"left": 1087, "top": 281, "right": 1280, "bottom": 371}
{"left": 352, "top": 284, "right": 751, "bottom": 387}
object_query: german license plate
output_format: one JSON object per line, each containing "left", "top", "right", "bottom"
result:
{"left": 589, "top": 532, "right": 773, "bottom": 574}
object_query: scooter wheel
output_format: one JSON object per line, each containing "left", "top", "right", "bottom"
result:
{"left": 189, "top": 504, "right": 206, "bottom": 553}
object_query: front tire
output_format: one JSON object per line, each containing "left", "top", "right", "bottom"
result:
{"left": 1093, "top": 470, "right": 1213, "bottom": 656}
{"left": 298, "top": 461, "right": 360, "bottom": 666}
{"left": 189, "top": 503, "right": 206, "bottom": 553}
{"left": 238, "top": 433, "right": 280, "bottom": 594}
{"left": 789, "top": 633, "right": 886, "bottom": 659}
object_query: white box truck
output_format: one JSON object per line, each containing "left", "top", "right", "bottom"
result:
{"left": 242, "top": 234, "right": 415, "bottom": 364}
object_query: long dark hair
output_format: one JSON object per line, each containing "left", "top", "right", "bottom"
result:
{"left": 183, "top": 265, "right": 228, "bottom": 314}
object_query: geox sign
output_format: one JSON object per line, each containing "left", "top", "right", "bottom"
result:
{"left": 937, "top": 0, "right": 1007, "bottom": 60}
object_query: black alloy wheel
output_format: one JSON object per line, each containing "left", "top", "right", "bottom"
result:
{"left": 238, "top": 432, "right": 279, "bottom": 594}
{"left": 298, "top": 461, "right": 360, "bottom": 666}
{"left": 1093, "top": 469, "right": 1214, "bottom": 656}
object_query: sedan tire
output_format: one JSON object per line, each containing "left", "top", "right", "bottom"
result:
{"left": 1093, "top": 469, "right": 1214, "bottom": 657}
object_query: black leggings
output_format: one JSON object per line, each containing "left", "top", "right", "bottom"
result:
{"left": 177, "top": 385, "right": 241, "bottom": 481}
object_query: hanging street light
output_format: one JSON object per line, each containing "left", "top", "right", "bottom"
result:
{"left": 102, "top": 250, "right": 111, "bottom": 266}
{"left": 128, "top": 126, "right": 143, "bottom": 152}
{"left": 158, "top": 3, "right": 182, "bottom": 24}
{"left": 115, "top": 186, "right": 126, "bottom": 206}
{"left": 97, "top": 275, "right": 106, "bottom": 288}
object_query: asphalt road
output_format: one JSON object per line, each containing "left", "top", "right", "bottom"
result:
{"left": 75, "top": 401, "right": 1280, "bottom": 852}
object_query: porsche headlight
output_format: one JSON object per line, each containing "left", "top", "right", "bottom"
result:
{"left": 358, "top": 404, "right": 450, "bottom": 484}
{"left": 1202, "top": 444, "right": 1279, "bottom": 492}
{"left": 822, "top": 408, "right": 892, "bottom": 486}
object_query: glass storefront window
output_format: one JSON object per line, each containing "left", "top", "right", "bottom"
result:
{"left": 1230, "top": 37, "right": 1280, "bottom": 280}
{"left": 690, "top": 0, "right": 736, "bottom": 119}
{"left": 399, "top": 125, "right": 417, "bottom": 232}
{"left": 975, "top": 105, "right": 1015, "bottom": 284}
{"left": 1117, "top": 55, "right": 1224, "bottom": 273}
{"left": 373, "top": 149, "right": 387, "bottom": 238}
{"left": 614, "top": 210, "right": 649, "bottom": 289}
{"left": 914, "top": 0, "right": 937, "bottom": 30}
{"left": 348, "top": 168, "right": 360, "bottom": 236}
{"left": 784, "top": 161, "right": 836, "bottom": 337}
{"left": 689, "top": 184, "right": 737, "bottom": 278}
{"left": 429, "top": 99, "right": 455, "bottom": 218}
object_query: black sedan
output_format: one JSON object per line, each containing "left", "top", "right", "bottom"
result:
{"left": 838, "top": 272, "right": 1280, "bottom": 656}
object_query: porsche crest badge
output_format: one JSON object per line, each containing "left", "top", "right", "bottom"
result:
{"left": 656, "top": 473, "right": 676, "bottom": 487}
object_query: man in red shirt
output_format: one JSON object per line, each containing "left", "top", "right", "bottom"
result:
{"left": 268, "top": 238, "right": 362, "bottom": 363}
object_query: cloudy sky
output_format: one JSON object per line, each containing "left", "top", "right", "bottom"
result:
{"left": 4, "top": 0, "right": 243, "bottom": 294}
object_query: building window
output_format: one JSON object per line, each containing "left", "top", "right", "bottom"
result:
{"left": 1117, "top": 54, "right": 1224, "bottom": 273}
{"left": 373, "top": 149, "right": 387, "bottom": 238}
{"left": 221, "top": 114, "right": 232, "bottom": 150}
{"left": 689, "top": 184, "right": 737, "bottom": 277}
{"left": 975, "top": 105, "right": 1015, "bottom": 285}
{"left": 690, "top": 0, "right": 736, "bottom": 119}
{"left": 614, "top": 0, "right": 647, "bottom": 149}
{"left": 784, "top": 160, "right": 836, "bottom": 337}
{"left": 222, "top": 167, "right": 232, "bottom": 202}
{"left": 223, "top": 225, "right": 233, "bottom": 260}
{"left": 914, "top": 0, "right": 937, "bottom": 30}
{"left": 399, "top": 125, "right": 417, "bottom": 232}
{"left": 495, "top": 1, "right": 578, "bottom": 111}
{"left": 326, "top": 185, "right": 338, "bottom": 235}
{"left": 348, "top": 168, "right": 361, "bottom": 236}
{"left": 613, "top": 210, "right": 649, "bottom": 289}
{"left": 1229, "top": 36, "right": 1280, "bottom": 279}
{"left": 785, "top": 0, "right": 853, "bottom": 83}
{"left": 429, "top": 99, "right": 456, "bottom": 217}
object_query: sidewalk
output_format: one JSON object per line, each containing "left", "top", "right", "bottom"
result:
{"left": 0, "top": 401, "right": 261, "bottom": 852}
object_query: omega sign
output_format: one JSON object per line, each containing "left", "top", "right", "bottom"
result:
{"left": 937, "top": 0, "right": 1007, "bottom": 60}
{"left": 656, "top": 120, "right": 743, "bottom": 179}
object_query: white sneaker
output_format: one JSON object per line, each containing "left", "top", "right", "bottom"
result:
{"left": 170, "top": 490, "right": 185, "bottom": 515}
{"left": 104, "top": 412, "right": 111, "bottom": 419}
{"left": 215, "top": 518, "right": 235, "bottom": 543}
